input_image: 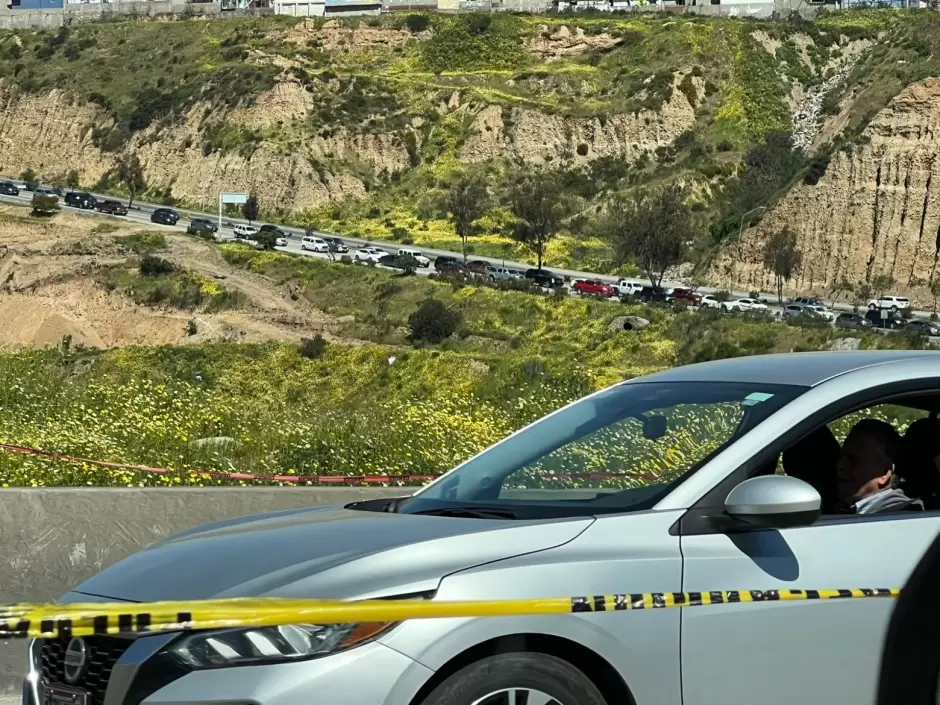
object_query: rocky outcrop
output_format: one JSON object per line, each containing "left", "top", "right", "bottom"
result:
{"left": 0, "top": 84, "right": 412, "bottom": 214}
{"left": 0, "top": 87, "right": 116, "bottom": 185}
{"left": 280, "top": 20, "right": 428, "bottom": 53}
{"left": 716, "top": 77, "right": 940, "bottom": 297}
{"left": 525, "top": 24, "right": 623, "bottom": 61}
{"left": 459, "top": 73, "right": 697, "bottom": 166}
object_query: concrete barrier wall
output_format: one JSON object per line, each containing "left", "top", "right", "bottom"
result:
{"left": 0, "top": 487, "right": 404, "bottom": 696}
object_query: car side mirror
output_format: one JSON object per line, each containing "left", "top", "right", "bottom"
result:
{"left": 724, "top": 475, "right": 821, "bottom": 529}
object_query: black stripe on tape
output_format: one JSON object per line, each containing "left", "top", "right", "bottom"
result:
{"left": 613, "top": 594, "right": 627, "bottom": 611}
{"left": 709, "top": 591, "right": 724, "bottom": 604}
{"left": 727, "top": 591, "right": 740, "bottom": 603}
{"left": 861, "top": 588, "right": 874, "bottom": 597}
{"left": 93, "top": 616, "right": 108, "bottom": 635}
{"left": 749, "top": 590, "right": 765, "bottom": 602}
{"left": 593, "top": 596, "right": 606, "bottom": 612}
{"left": 177, "top": 612, "right": 193, "bottom": 629}
{"left": 837, "top": 589, "right": 853, "bottom": 599}
{"left": 56, "top": 619, "right": 72, "bottom": 639}
{"left": 651, "top": 593, "right": 665, "bottom": 608}
{"left": 629, "top": 593, "right": 645, "bottom": 609}
{"left": 807, "top": 590, "right": 820, "bottom": 600}
{"left": 137, "top": 613, "right": 151, "bottom": 632}
{"left": 687, "top": 592, "right": 702, "bottom": 606}
{"left": 118, "top": 614, "right": 133, "bottom": 633}
{"left": 672, "top": 593, "right": 686, "bottom": 606}
{"left": 570, "top": 597, "right": 592, "bottom": 613}
{"left": 39, "top": 620, "right": 54, "bottom": 635}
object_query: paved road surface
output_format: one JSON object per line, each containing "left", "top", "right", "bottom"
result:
{"left": 2, "top": 184, "right": 938, "bottom": 327}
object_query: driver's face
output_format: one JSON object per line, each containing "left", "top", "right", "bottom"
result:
{"left": 836, "top": 431, "right": 893, "bottom": 501}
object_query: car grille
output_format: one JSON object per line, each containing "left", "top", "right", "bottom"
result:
{"left": 40, "top": 637, "right": 131, "bottom": 705}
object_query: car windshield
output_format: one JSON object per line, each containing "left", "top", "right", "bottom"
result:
{"left": 399, "top": 381, "right": 804, "bottom": 518}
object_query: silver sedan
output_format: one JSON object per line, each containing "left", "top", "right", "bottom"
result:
{"left": 27, "top": 350, "right": 940, "bottom": 705}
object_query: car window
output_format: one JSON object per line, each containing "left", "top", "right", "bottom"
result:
{"left": 404, "top": 381, "right": 805, "bottom": 517}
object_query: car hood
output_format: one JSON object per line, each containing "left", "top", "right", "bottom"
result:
{"left": 72, "top": 504, "right": 593, "bottom": 603}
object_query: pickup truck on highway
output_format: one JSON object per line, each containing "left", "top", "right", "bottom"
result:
{"left": 97, "top": 199, "right": 128, "bottom": 216}
{"left": 612, "top": 279, "right": 644, "bottom": 297}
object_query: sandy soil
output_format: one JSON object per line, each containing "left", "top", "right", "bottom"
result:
{"left": 0, "top": 204, "right": 353, "bottom": 350}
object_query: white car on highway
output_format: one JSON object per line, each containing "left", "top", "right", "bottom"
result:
{"left": 722, "top": 298, "right": 768, "bottom": 312}
{"left": 275, "top": 237, "right": 288, "bottom": 247}
{"left": 869, "top": 295, "right": 911, "bottom": 311}
{"left": 700, "top": 294, "right": 722, "bottom": 309}
{"left": 397, "top": 248, "right": 431, "bottom": 268}
{"left": 233, "top": 224, "right": 259, "bottom": 239}
{"left": 354, "top": 247, "right": 389, "bottom": 263}
{"left": 301, "top": 236, "right": 330, "bottom": 253}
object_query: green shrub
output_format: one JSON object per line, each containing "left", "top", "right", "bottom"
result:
{"left": 299, "top": 335, "right": 328, "bottom": 359}
{"left": 408, "top": 298, "right": 462, "bottom": 343}
{"left": 139, "top": 255, "right": 176, "bottom": 276}
{"left": 405, "top": 14, "right": 430, "bottom": 32}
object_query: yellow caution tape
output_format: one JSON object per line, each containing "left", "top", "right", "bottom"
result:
{"left": 0, "top": 588, "right": 901, "bottom": 640}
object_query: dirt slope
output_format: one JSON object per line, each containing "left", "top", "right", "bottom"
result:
{"left": 0, "top": 205, "right": 348, "bottom": 349}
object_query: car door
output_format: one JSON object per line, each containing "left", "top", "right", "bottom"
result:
{"left": 678, "top": 369, "right": 940, "bottom": 705}
{"left": 681, "top": 513, "right": 940, "bottom": 705}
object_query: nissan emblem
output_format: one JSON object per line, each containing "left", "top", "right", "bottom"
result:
{"left": 63, "top": 637, "right": 88, "bottom": 684}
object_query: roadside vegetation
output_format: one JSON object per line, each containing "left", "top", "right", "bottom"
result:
{"left": 0, "top": 243, "right": 926, "bottom": 488}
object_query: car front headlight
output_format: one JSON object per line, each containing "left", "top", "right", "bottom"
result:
{"left": 168, "top": 621, "right": 395, "bottom": 669}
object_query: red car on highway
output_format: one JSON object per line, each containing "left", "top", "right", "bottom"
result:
{"left": 668, "top": 287, "right": 703, "bottom": 306}
{"left": 573, "top": 279, "right": 616, "bottom": 296}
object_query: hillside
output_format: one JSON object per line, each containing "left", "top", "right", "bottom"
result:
{"left": 0, "top": 192, "right": 926, "bottom": 487}
{"left": 5, "top": 11, "right": 940, "bottom": 285}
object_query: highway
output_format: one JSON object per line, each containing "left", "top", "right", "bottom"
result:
{"left": 2, "top": 182, "right": 938, "bottom": 325}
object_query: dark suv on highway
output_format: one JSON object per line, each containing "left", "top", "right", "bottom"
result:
{"left": 151, "top": 208, "right": 180, "bottom": 226}
{"left": 0, "top": 180, "right": 19, "bottom": 196}
{"left": 525, "top": 268, "right": 564, "bottom": 288}
{"left": 322, "top": 236, "right": 348, "bottom": 253}
{"left": 98, "top": 199, "right": 128, "bottom": 216}
{"left": 435, "top": 256, "right": 467, "bottom": 274}
{"left": 188, "top": 217, "right": 217, "bottom": 234}
{"left": 64, "top": 191, "right": 96, "bottom": 210}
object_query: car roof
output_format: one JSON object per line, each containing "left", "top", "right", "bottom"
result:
{"left": 629, "top": 350, "right": 940, "bottom": 387}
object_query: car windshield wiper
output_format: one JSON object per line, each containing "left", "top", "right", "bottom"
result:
{"left": 410, "top": 506, "right": 518, "bottom": 520}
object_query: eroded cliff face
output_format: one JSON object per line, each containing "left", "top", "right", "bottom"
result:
{"left": 718, "top": 77, "right": 940, "bottom": 296}
{"left": 459, "top": 72, "right": 701, "bottom": 165}
{"left": 0, "top": 68, "right": 697, "bottom": 214}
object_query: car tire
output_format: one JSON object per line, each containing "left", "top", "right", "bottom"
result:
{"left": 417, "top": 653, "right": 607, "bottom": 705}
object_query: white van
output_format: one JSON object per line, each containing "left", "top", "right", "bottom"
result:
{"left": 397, "top": 248, "right": 430, "bottom": 268}
{"left": 301, "top": 236, "right": 329, "bottom": 253}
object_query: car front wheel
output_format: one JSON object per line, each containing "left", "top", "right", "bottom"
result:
{"left": 417, "top": 653, "right": 607, "bottom": 705}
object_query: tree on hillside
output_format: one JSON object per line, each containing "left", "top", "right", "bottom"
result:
{"left": 871, "top": 272, "right": 896, "bottom": 300}
{"left": 762, "top": 226, "right": 802, "bottom": 304}
{"left": 447, "top": 172, "right": 489, "bottom": 263}
{"left": 829, "top": 279, "right": 854, "bottom": 305}
{"left": 31, "top": 193, "right": 59, "bottom": 217}
{"left": 116, "top": 154, "right": 146, "bottom": 209}
{"left": 930, "top": 276, "right": 940, "bottom": 315}
{"left": 242, "top": 193, "right": 260, "bottom": 226}
{"left": 507, "top": 172, "right": 565, "bottom": 271}
{"left": 606, "top": 183, "right": 693, "bottom": 288}
{"left": 20, "top": 169, "right": 38, "bottom": 191}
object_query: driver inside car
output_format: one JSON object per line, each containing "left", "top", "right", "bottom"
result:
{"left": 836, "top": 418, "right": 924, "bottom": 515}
